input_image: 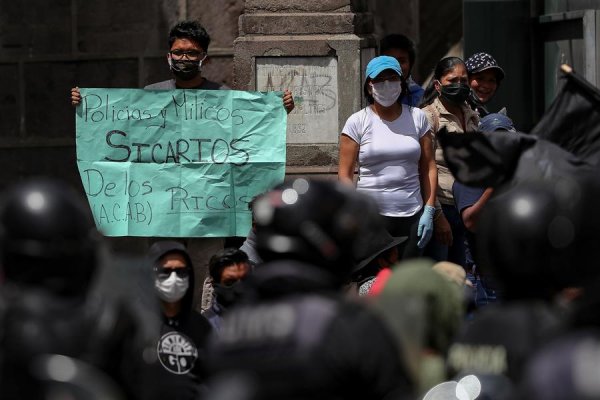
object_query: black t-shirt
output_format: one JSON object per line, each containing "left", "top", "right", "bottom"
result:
{"left": 149, "top": 310, "right": 213, "bottom": 400}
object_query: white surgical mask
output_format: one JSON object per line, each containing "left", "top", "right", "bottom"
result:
{"left": 155, "top": 271, "right": 189, "bottom": 303}
{"left": 370, "top": 80, "right": 402, "bottom": 107}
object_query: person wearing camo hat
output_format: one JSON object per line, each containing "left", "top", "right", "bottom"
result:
{"left": 465, "top": 52, "right": 506, "bottom": 116}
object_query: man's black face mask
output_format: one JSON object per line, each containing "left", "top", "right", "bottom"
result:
{"left": 169, "top": 59, "right": 201, "bottom": 81}
{"left": 439, "top": 82, "right": 471, "bottom": 104}
{"left": 213, "top": 281, "right": 244, "bottom": 308}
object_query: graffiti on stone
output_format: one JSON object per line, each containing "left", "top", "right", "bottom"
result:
{"left": 257, "top": 57, "right": 339, "bottom": 144}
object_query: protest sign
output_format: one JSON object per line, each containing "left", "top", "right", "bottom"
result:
{"left": 76, "top": 88, "right": 286, "bottom": 237}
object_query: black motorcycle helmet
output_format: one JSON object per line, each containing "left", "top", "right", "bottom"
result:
{"left": 253, "top": 178, "right": 384, "bottom": 282}
{"left": 0, "top": 178, "right": 101, "bottom": 297}
{"left": 476, "top": 179, "right": 598, "bottom": 300}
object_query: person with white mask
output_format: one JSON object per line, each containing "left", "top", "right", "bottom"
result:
{"left": 338, "top": 55, "right": 437, "bottom": 259}
{"left": 147, "top": 240, "right": 213, "bottom": 400}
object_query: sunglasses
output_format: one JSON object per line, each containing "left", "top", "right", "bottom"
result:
{"left": 155, "top": 267, "right": 191, "bottom": 280}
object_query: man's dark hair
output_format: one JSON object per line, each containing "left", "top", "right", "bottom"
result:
{"left": 209, "top": 248, "right": 249, "bottom": 282}
{"left": 168, "top": 20, "right": 211, "bottom": 51}
{"left": 380, "top": 34, "right": 416, "bottom": 70}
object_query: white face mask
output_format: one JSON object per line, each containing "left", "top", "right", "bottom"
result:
{"left": 370, "top": 80, "right": 402, "bottom": 107}
{"left": 155, "top": 271, "right": 189, "bottom": 303}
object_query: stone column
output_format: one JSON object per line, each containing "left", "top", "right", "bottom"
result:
{"left": 233, "top": 0, "right": 377, "bottom": 177}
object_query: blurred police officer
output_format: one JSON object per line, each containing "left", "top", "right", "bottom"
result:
{"left": 447, "top": 179, "right": 600, "bottom": 390}
{"left": 206, "top": 178, "right": 414, "bottom": 400}
{"left": 0, "top": 178, "right": 152, "bottom": 400}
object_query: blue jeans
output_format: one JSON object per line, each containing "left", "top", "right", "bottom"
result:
{"left": 423, "top": 204, "right": 467, "bottom": 267}
{"left": 467, "top": 271, "right": 499, "bottom": 308}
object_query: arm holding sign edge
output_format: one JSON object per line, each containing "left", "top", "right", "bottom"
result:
{"left": 71, "top": 86, "right": 82, "bottom": 106}
{"left": 282, "top": 89, "right": 294, "bottom": 114}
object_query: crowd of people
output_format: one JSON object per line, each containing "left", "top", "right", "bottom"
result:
{"left": 2, "top": 18, "right": 598, "bottom": 400}
{"left": 339, "top": 35, "right": 512, "bottom": 306}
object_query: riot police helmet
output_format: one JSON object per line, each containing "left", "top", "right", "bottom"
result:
{"left": 0, "top": 178, "right": 101, "bottom": 297}
{"left": 254, "top": 178, "right": 384, "bottom": 281}
{"left": 476, "top": 179, "right": 597, "bottom": 299}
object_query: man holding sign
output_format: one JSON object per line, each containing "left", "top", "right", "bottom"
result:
{"left": 73, "top": 20, "right": 292, "bottom": 312}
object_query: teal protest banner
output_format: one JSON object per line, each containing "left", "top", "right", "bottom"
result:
{"left": 76, "top": 88, "right": 286, "bottom": 237}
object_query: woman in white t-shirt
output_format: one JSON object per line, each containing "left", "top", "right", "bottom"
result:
{"left": 338, "top": 56, "right": 437, "bottom": 259}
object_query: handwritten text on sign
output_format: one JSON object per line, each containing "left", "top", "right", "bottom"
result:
{"left": 76, "top": 88, "right": 287, "bottom": 237}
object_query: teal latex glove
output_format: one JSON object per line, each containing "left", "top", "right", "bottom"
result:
{"left": 417, "top": 205, "right": 436, "bottom": 248}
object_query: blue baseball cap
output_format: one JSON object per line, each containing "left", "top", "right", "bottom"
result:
{"left": 366, "top": 56, "right": 402, "bottom": 79}
{"left": 479, "top": 113, "right": 516, "bottom": 132}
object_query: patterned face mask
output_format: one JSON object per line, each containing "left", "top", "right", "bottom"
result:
{"left": 168, "top": 54, "right": 207, "bottom": 81}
